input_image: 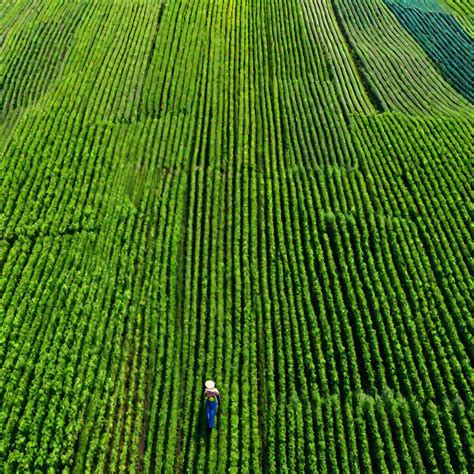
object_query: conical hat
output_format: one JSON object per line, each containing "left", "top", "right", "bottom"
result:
{"left": 205, "top": 380, "right": 215, "bottom": 389}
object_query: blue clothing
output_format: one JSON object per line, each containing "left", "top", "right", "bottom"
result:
{"left": 206, "top": 399, "right": 218, "bottom": 428}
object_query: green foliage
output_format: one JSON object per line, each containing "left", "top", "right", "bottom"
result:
{"left": 0, "top": 0, "right": 471, "bottom": 472}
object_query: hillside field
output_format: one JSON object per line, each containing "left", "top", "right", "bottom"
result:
{"left": 1, "top": 0, "right": 473, "bottom": 472}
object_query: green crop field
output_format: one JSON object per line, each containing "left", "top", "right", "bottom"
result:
{"left": 1, "top": 0, "right": 472, "bottom": 471}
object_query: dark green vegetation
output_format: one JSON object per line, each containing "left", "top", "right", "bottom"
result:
{"left": 1, "top": 0, "right": 472, "bottom": 472}
{"left": 386, "top": 0, "right": 473, "bottom": 101}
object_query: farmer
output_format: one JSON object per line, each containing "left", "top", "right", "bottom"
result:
{"left": 204, "top": 380, "right": 220, "bottom": 429}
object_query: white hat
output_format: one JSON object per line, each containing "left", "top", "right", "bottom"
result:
{"left": 205, "top": 380, "right": 215, "bottom": 389}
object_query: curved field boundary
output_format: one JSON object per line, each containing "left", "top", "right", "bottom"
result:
{"left": 297, "top": 0, "right": 378, "bottom": 114}
{"left": 386, "top": 1, "right": 473, "bottom": 102}
{"left": 333, "top": 0, "right": 472, "bottom": 116}
{"left": 441, "top": 0, "right": 473, "bottom": 33}
{"left": 1, "top": 0, "right": 472, "bottom": 471}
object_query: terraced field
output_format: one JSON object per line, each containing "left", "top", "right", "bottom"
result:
{"left": 1, "top": 0, "right": 472, "bottom": 472}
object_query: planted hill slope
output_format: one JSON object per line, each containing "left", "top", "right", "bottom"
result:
{"left": 333, "top": 0, "right": 471, "bottom": 115}
{"left": 385, "top": 0, "right": 473, "bottom": 101}
{"left": 441, "top": 0, "right": 473, "bottom": 33}
{"left": 1, "top": 0, "right": 472, "bottom": 472}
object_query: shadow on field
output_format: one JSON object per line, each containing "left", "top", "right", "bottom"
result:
{"left": 195, "top": 404, "right": 210, "bottom": 441}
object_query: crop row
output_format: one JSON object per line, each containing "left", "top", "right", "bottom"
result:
{"left": 334, "top": 0, "right": 471, "bottom": 115}
{"left": 1, "top": 0, "right": 472, "bottom": 471}
{"left": 386, "top": 0, "right": 473, "bottom": 102}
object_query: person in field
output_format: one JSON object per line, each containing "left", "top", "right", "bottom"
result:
{"left": 204, "top": 380, "right": 220, "bottom": 429}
